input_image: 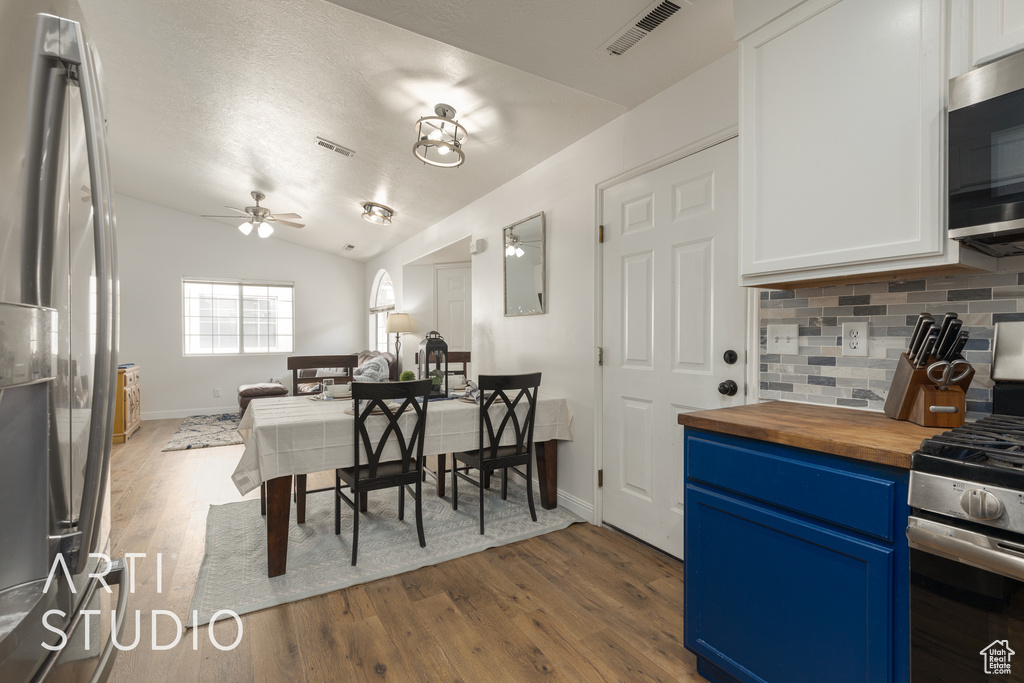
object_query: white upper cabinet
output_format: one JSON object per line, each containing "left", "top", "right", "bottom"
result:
{"left": 973, "top": 0, "right": 1024, "bottom": 66}
{"left": 739, "top": 0, "right": 989, "bottom": 287}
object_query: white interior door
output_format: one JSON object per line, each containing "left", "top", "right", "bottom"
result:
{"left": 601, "top": 137, "right": 746, "bottom": 558}
{"left": 435, "top": 264, "right": 471, "bottom": 350}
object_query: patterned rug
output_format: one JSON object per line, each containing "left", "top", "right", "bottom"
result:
{"left": 161, "top": 413, "right": 243, "bottom": 452}
{"left": 187, "top": 478, "right": 582, "bottom": 625}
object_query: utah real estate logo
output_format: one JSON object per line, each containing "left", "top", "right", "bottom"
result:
{"left": 981, "top": 640, "right": 1015, "bottom": 675}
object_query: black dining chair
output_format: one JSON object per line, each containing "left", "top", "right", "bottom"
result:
{"left": 335, "top": 379, "right": 432, "bottom": 565}
{"left": 451, "top": 373, "right": 541, "bottom": 534}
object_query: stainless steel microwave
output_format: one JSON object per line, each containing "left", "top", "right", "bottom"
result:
{"left": 949, "top": 49, "right": 1024, "bottom": 257}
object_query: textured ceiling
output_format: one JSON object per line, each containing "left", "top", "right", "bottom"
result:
{"left": 79, "top": 0, "right": 734, "bottom": 261}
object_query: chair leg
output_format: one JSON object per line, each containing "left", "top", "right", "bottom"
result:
{"left": 526, "top": 457, "right": 537, "bottom": 522}
{"left": 260, "top": 482, "right": 266, "bottom": 516}
{"left": 479, "top": 462, "right": 486, "bottom": 535}
{"left": 501, "top": 469, "right": 508, "bottom": 500}
{"left": 334, "top": 472, "right": 341, "bottom": 535}
{"left": 452, "top": 458, "right": 458, "bottom": 510}
{"left": 399, "top": 483, "right": 406, "bottom": 521}
{"left": 415, "top": 468, "right": 426, "bottom": 548}
{"left": 351, "top": 497, "right": 360, "bottom": 566}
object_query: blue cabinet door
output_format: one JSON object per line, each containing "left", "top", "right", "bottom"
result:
{"left": 685, "top": 483, "right": 895, "bottom": 683}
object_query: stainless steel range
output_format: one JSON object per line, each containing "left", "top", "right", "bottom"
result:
{"left": 908, "top": 415, "right": 1024, "bottom": 681}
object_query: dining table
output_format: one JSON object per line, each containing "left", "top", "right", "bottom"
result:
{"left": 231, "top": 393, "right": 574, "bottom": 577}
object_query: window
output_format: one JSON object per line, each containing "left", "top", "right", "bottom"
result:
{"left": 369, "top": 270, "right": 394, "bottom": 353}
{"left": 183, "top": 279, "right": 293, "bottom": 355}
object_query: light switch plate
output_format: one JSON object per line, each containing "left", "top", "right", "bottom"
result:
{"left": 766, "top": 324, "right": 799, "bottom": 355}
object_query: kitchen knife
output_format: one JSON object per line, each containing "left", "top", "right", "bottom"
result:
{"left": 936, "top": 318, "right": 963, "bottom": 360}
{"left": 906, "top": 313, "right": 932, "bottom": 356}
{"left": 909, "top": 318, "right": 935, "bottom": 363}
{"left": 916, "top": 330, "right": 940, "bottom": 368}
{"left": 933, "top": 313, "right": 958, "bottom": 356}
{"left": 947, "top": 329, "right": 969, "bottom": 361}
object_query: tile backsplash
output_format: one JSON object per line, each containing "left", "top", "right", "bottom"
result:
{"left": 758, "top": 271, "right": 1024, "bottom": 421}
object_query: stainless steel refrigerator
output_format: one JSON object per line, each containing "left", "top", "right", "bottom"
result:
{"left": 0, "top": 1, "right": 127, "bottom": 681}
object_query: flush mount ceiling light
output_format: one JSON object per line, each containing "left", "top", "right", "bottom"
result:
{"left": 413, "top": 103, "right": 468, "bottom": 168}
{"left": 361, "top": 202, "right": 395, "bottom": 225}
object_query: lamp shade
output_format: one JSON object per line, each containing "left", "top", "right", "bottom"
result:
{"left": 385, "top": 312, "right": 415, "bottom": 334}
{"left": 257, "top": 221, "right": 274, "bottom": 238}
{"left": 238, "top": 220, "right": 254, "bottom": 236}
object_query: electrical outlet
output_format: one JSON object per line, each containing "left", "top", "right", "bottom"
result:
{"left": 213, "top": 388, "right": 221, "bottom": 398}
{"left": 766, "top": 324, "right": 799, "bottom": 355}
{"left": 842, "top": 322, "right": 869, "bottom": 357}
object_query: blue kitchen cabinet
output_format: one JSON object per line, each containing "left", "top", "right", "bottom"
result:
{"left": 684, "top": 429, "right": 910, "bottom": 683}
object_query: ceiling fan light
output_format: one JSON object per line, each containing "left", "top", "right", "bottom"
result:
{"left": 505, "top": 244, "right": 515, "bottom": 256}
{"left": 515, "top": 246, "right": 524, "bottom": 258}
{"left": 362, "top": 202, "right": 394, "bottom": 226}
{"left": 257, "top": 221, "right": 274, "bottom": 238}
{"left": 238, "top": 220, "right": 253, "bottom": 236}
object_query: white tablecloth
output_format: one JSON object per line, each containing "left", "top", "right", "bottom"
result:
{"left": 231, "top": 394, "right": 574, "bottom": 496}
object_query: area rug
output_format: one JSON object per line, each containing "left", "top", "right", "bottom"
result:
{"left": 187, "top": 479, "right": 582, "bottom": 626}
{"left": 161, "top": 413, "right": 243, "bottom": 452}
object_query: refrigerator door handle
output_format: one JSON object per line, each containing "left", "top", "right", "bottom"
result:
{"left": 21, "top": 14, "right": 68, "bottom": 307}
{"left": 89, "top": 559, "right": 128, "bottom": 683}
{"left": 57, "top": 17, "right": 117, "bottom": 574}
{"left": 30, "top": 558, "right": 128, "bottom": 683}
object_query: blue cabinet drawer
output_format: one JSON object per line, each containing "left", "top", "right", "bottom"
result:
{"left": 685, "top": 430, "right": 903, "bottom": 542}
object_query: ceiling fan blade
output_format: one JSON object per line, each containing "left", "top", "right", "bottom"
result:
{"left": 267, "top": 218, "right": 304, "bottom": 229}
{"left": 202, "top": 214, "right": 250, "bottom": 219}
{"left": 224, "top": 206, "right": 250, "bottom": 215}
{"left": 269, "top": 212, "right": 302, "bottom": 220}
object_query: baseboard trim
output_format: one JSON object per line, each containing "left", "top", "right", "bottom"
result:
{"left": 556, "top": 489, "right": 594, "bottom": 523}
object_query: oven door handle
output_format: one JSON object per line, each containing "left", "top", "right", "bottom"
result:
{"left": 908, "top": 516, "right": 1024, "bottom": 582}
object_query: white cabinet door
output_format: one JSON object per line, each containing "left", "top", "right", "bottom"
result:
{"left": 974, "top": 0, "right": 1024, "bottom": 66}
{"left": 740, "top": 0, "right": 946, "bottom": 284}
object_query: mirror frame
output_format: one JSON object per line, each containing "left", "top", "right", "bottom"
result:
{"left": 502, "top": 211, "right": 546, "bottom": 317}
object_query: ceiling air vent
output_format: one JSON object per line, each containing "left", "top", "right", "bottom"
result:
{"left": 344, "top": 244, "right": 355, "bottom": 251}
{"left": 602, "top": 0, "right": 685, "bottom": 56}
{"left": 315, "top": 136, "right": 356, "bottom": 157}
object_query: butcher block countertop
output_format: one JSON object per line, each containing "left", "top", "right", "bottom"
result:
{"left": 677, "top": 401, "right": 948, "bottom": 469}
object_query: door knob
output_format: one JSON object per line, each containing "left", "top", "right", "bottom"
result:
{"left": 718, "top": 380, "right": 738, "bottom": 396}
{"left": 723, "top": 350, "right": 738, "bottom": 364}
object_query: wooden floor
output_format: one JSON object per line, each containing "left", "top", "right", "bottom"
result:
{"left": 108, "top": 418, "right": 701, "bottom": 682}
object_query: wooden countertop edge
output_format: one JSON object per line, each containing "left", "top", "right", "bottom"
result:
{"left": 675, "top": 403, "right": 939, "bottom": 470}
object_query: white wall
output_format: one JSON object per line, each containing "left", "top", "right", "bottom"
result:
{"left": 364, "top": 50, "right": 740, "bottom": 519}
{"left": 116, "top": 194, "right": 365, "bottom": 418}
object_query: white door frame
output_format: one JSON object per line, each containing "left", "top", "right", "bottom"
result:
{"left": 592, "top": 124, "right": 759, "bottom": 526}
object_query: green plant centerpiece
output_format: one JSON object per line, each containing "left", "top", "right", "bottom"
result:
{"left": 399, "top": 370, "right": 416, "bottom": 382}
{"left": 430, "top": 369, "right": 443, "bottom": 386}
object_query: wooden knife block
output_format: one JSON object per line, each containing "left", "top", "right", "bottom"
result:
{"left": 909, "top": 385, "right": 966, "bottom": 428}
{"left": 883, "top": 352, "right": 973, "bottom": 426}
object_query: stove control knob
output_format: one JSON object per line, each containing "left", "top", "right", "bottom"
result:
{"left": 960, "top": 489, "right": 1004, "bottom": 521}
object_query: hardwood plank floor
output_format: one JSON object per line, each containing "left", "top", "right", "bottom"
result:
{"left": 107, "top": 418, "right": 699, "bottom": 682}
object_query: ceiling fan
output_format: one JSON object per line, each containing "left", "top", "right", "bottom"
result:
{"left": 202, "top": 190, "right": 304, "bottom": 238}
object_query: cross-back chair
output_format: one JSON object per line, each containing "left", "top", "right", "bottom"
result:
{"left": 335, "top": 378, "right": 432, "bottom": 565}
{"left": 451, "top": 372, "right": 541, "bottom": 534}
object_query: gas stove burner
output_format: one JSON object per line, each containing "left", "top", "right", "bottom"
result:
{"left": 913, "top": 414, "right": 1024, "bottom": 487}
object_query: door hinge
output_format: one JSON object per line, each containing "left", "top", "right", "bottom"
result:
{"left": 598, "top": 469, "right": 603, "bottom": 488}
{"left": 598, "top": 347, "right": 604, "bottom": 365}
{"left": 598, "top": 224, "right": 604, "bottom": 243}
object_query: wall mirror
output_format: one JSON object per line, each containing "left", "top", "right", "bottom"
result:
{"left": 503, "top": 211, "right": 545, "bottom": 316}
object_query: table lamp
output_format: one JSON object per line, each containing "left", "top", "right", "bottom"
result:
{"left": 385, "top": 313, "right": 415, "bottom": 362}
